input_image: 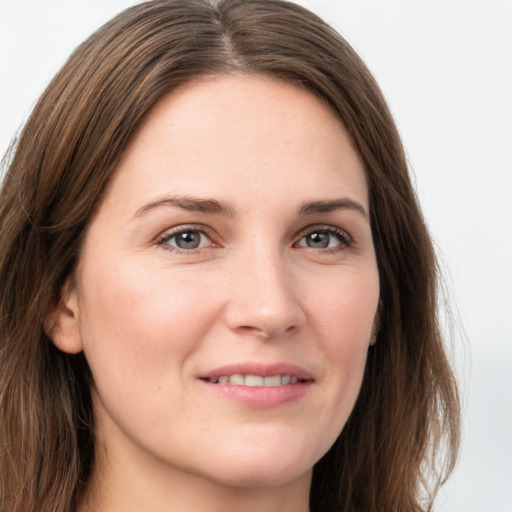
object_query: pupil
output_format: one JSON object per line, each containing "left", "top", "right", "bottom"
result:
{"left": 308, "top": 232, "right": 329, "bottom": 248}
{"left": 176, "top": 232, "right": 200, "bottom": 249}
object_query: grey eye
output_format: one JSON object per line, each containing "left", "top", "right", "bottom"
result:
{"left": 304, "top": 232, "right": 330, "bottom": 248}
{"left": 175, "top": 231, "right": 202, "bottom": 249}
{"left": 297, "top": 228, "right": 350, "bottom": 250}
{"left": 165, "top": 230, "right": 210, "bottom": 250}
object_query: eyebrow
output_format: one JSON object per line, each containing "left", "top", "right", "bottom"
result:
{"left": 298, "top": 198, "right": 369, "bottom": 221}
{"left": 134, "top": 195, "right": 237, "bottom": 218}
{"left": 134, "top": 195, "right": 369, "bottom": 221}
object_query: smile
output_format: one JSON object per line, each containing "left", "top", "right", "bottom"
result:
{"left": 201, "top": 371, "right": 313, "bottom": 408}
{"left": 205, "top": 374, "right": 307, "bottom": 386}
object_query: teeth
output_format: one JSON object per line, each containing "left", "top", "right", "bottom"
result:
{"left": 208, "top": 374, "right": 304, "bottom": 386}
{"left": 229, "top": 374, "right": 245, "bottom": 385}
{"left": 264, "top": 375, "right": 282, "bottom": 386}
{"left": 245, "top": 375, "right": 264, "bottom": 386}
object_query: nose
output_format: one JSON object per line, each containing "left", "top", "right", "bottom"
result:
{"left": 223, "top": 249, "right": 306, "bottom": 340}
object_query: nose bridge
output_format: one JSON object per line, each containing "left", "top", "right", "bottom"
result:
{"left": 224, "top": 236, "right": 305, "bottom": 338}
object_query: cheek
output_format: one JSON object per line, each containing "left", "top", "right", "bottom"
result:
{"left": 305, "top": 264, "right": 379, "bottom": 345}
{"left": 303, "top": 266, "right": 378, "bottom": 411}
{"left": 76, "top": 257, "right": 220, "bottom": 389}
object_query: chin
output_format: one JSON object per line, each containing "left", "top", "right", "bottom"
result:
{"left": 188, "top": 429, "right": 324, "bottom": 489}
{"left": 203, "top": 457, "right": 313, "bottom": 489}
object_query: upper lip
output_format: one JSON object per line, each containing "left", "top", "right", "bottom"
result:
{"left": 200, "top": 362, "right": 313, "bottom": 381}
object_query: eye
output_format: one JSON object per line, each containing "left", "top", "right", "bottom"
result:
{"left": 158, "top": 227, "right": 214, "bottom": 252}
{"left": 296, "top": 227, "right": 351, "bottom": 250}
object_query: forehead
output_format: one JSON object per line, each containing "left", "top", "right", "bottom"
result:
{"left": 103, "top": 74, "right": 368, "bottom": 215}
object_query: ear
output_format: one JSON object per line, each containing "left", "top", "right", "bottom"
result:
{"left": 369, "top": 324, "right": 378, "bottom": 346}
{"left": 45, "top": 279, "right": 84, "bottom": 354}
{"left": 369, "top": 301, "right": 382, "bottom": 346}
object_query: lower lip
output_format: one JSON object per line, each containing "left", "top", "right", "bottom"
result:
{"left": 201, "top": 380, "right": 312, "bottom": 408}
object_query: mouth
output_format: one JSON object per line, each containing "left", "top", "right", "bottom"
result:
{"left": 202, "top": 374, "right": 310, "bottom": 386}
{"left": 199, "top": 363, "right": 313, "bottom": 387}
{"left": 199, "top": 364, "right": 313, "bottom": 408}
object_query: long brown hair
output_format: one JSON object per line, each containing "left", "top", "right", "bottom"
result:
{"left": 0, "top": 1, "right": 459, "bottom": 511}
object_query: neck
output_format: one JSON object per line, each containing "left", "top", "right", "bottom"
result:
{"left": 78, "top": 435, "right": 312, "bottom": 512}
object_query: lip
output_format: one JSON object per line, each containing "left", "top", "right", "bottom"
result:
{"left": 199, "top": 362, "right": 314, "bottom": 409}
{"left": 199, "top": 362, "right": 313, "bottom": 381}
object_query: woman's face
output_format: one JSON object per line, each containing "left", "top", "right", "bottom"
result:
{"left": 55, "top": 75, "right": 379, "bottom": 490}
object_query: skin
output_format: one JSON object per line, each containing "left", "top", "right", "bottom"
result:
{"left": 52, "top": 75, "right": 380, "bottom": 512}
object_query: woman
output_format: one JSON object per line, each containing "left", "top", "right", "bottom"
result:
{"left": 0, "top": 1, "right": 460, "bottom": 511}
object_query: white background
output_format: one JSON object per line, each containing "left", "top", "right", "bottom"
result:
{"left": 1, "top": 1, "right": 511, "bottom": 510}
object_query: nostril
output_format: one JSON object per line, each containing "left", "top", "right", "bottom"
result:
{"left": 236, "top": 323, "right": 299, "bottom": 339}
{"left": 238, "top": 325, "right": 272, "bottom": 338}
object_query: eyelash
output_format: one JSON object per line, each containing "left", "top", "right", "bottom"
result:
{"left": 156, "top": 225, "right": 215, "bottom": 255}
{"left": 294, "top": 225, "right": 353, "bottom": 252}
{"left": 156, "top": 224, "right": 353, "bottom": 255}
